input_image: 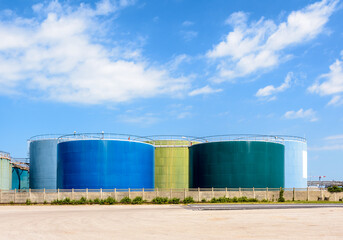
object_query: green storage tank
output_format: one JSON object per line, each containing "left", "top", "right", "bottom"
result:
{"left": 0, "top": 151, "right": 12, "bottom": 190}
{"left": 189, "top": 136, "right": 285, "bottom": 188}
{"left": 148, "top": 136, "right": 197, "bottom": 189}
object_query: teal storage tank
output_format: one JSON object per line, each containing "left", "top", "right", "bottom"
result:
{"left": 0, "top": 151, "right": 12, "bottom": 190}
{"left": 12, "top": 168, "right": 29, "bottom": 190}
{"left": 189, "top": 135, "right": 285, "bottom": 188}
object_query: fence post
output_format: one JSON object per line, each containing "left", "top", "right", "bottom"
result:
{"left": 307, "top": 187, "right": 309, "bottom": 201}
{"left": 266, "top": 187, "right": 269, "bottom": 201}
{"left": 212, "top": 187, "right": 214, "bottom": 198}
{"left": 142, "top": 188, "right": 144, "bottom": 201}
{"left": 57, "top": 188, "right": 60, "bottom": 200}
{"left": 293, "top": 187, "right": 295, "bottom": 201}
{"left": 44, "top": 188, "right": 46, "bottom": 202}
{"left": 128, "top": 188, "right": 130, "bottom": 199}
{"left": 14, "top": 189, "right": 16, "bottom": 203}
{"left": 239, "top": 187, "right": 241, "bottom": 198}
{"left": 86, "top": 188, "right": 88, "bottom": 200}
{"left": 114, "top": 188, "right": 117, "bottom": 201}
{"left": 198, "top": 187, "right": 200, "bottom": 202}
{"left": 170, "top": 188, "right": 172, "bottom": 199}
{"left": 100, "top": 188, "right": 103, "bottom": 200}
{"left": 29, "top": 188, "right": 31, "bottom": 202}
{"left": 71, "top": 188, "right": 74, "bottom": 200}
{"left": 225, "top": 187, "right": 228, "bottom": 198}
{"left": 253, "top": 187, "right": 255, "bottom": 199}
{"left": 156, "top": 188, "right": 158, "bottom": 197}
{"left": 320, "top": 188, "right": 324, "bottom": 201}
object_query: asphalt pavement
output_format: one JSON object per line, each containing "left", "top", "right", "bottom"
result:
{"left": 186, "top": 203, "right": 343, "bottom": 211}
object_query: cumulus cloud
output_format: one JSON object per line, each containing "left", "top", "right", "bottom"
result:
{"left": 308, "top": 53, "right": 343, "bottom": 106}
{"left": 256, "top": 72, "right": 293, "bottom": 100}
{"left": 189, "top": 85, "right": 222, "bottom": 96}
{"left": 0, "top": 0, "right": 189, "bottom": 104}
{"left": 207, "top": 0, "right": 338, "bottom": 81}
{"left": 284, "top": 108, "right": 318, "bottom": 122}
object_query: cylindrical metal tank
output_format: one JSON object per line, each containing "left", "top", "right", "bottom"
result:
{"left": 147, "top": 136, "right": 197, "bottom": 189}
{"left": 29, "top": 135, "right": 60, "bottom": 189}
{"left": 0, "top": 151, "right": 12, "bottom": 190}
{"left": 280, "top": 136, "right": 307, "bottom": 188}
{"left": 57, "top": 133, "right": 155, "bottom": 189}
{"left": 12, "top": 167, "right": 29, "bottom": 190}
{"left": 189, "top": 135, "right": 285, "bottom": 188}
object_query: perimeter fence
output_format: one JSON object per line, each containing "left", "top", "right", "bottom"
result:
{"left": 0, "top": 188, "right": 342, "bottom": 204}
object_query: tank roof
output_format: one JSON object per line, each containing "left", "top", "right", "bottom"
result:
{"left": 58, "top": 133, "right": 153, "bottom": 144}
{"left": 28, "top": 134, "right": 64, "bottom": 141}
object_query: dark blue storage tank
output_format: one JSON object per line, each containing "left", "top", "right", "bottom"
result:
{"left": 57, "top": 134, "right": 155, "bottom": 189}
{"left": 29, "top": 135, "right": 61, "bottom": 189}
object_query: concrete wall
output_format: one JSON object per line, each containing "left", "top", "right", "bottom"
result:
{"left": 0, "top": 188, "right": 342, "bottom": 204}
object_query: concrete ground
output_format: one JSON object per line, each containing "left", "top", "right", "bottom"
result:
{"left": 0, "top": 205, "right": 342, "bottom": 240}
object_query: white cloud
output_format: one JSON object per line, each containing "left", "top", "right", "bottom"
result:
{"left": 0, "top": 0, "right": 189, "bottom": 104}
{"left": 117, "top": 112, "right": 159, "bottom": 125}
{"left": 256, "top": 72, "right": 293, "bottom": 100}
{"left": 308, "top": 55, "right": 343, "bottom": 106}
{"left": 207, "top": 0, "right": 338, "bottom": 81}
{"left": 181, "top": 30, "right": 198, "bottom": 41}
{"left": 309, "top": 144, "right": 343, "bottom": 151}
{"left": 284, "top": 108, "right": 318, "bottom": 122}
{"left": 327, "top": 95, "right": 343, "bottom": 106}
{"left": 182, "top": 21, "right": 194, "bottom": 27}
{"left": 189, "top": 85, "right": 222, "bottom": 96}
{"left": 324, "top": 134, "right": 343, "bottom": 140}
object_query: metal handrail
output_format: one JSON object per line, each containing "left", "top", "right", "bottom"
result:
{"left": 28, "top": 134, "right": 64, "bottom": 141}
{"left": 0, "top": 151, "right": 10, "bottom": 159}
{"left": 276, "top": 135, "right": 307, "bottom": 143}
{"left": 193, "top": 134, "right": 285, "bottom": 144}
{"left": 58, "top": 133, "right": 153, "bottom": 143}
{"left": 143, "top": 135, "right": 205, "bottom": 146}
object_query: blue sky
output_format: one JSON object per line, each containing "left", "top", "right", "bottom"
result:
{"left": 0, "top": 0, "right": 342, "bottom": 180}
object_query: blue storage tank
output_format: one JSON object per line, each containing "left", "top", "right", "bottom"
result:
{"left": 280, "top": 136, "right": 307, "bottom": 188}
{"left": 29, "top": 135, "right": 60, "bottom": 189}
{"left": 57, "top": 134, "right": 155, "bottom": 189}
{"left": 12, "top": 167, "right": 29, "bottom": 190}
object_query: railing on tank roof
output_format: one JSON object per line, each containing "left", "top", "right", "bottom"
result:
{"left": 28, "top": 134, "right": 64, "bottom": 141}
{"left": 194, "top": 134, "right": 285, "bottom": 144}
{"left": 58, "top": 133, "right": 153, "bottom": 143}
{"left": 276, "top": 135, "right": 307, "bottom": 143}
{"left": 0, "top": 151, "right": 11, "bottom": 159}
{"left": 142, "top": 135, "right": 205, "bottom": 147}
